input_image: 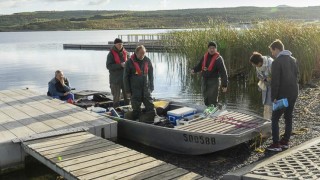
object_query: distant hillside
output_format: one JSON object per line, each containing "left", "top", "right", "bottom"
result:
{"left": 0, "top": 6, "right": 319, "bottom": 31}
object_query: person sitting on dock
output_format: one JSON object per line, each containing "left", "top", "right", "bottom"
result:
{"left": 47, "top": 70, "right": 74, "bottom": 101}
{"left": 123, "top": 45, "right": 154, "bottom": 121}
{"left": 191, "top": 41, "right": 228, "bottom": 107}
{"left": 107, "top": 38, "right": 129, "bottom": 108}
{"left": 249, "top": 52, "right": 273, "bottom": 120}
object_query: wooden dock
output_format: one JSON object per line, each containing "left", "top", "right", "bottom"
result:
{"left": 63, "top": 33, "right": 178, "bottom": 52}
{"left": 63, "top": 44, "right": 177, "bottom": 52}
{"left": 0, "top": 89, "right": 117, "bottom": 171}
{"left": 22, "top": 131, "right": 209, "bottom": 180}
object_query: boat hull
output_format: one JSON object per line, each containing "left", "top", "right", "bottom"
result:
{"left": 116, "top": 117, "right": 270, "bottom": 155}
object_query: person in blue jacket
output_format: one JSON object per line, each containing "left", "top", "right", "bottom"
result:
{"left": 47, "top": 70, "right": 74, "bottom": 101}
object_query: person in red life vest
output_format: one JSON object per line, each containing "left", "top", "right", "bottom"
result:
{"left": 106, "top": 38, "right": 130, "bottom": 108}
{"left": 191, "top": 41, "right": 228, "bottom": 106}
{"left": 123, "top": 45, "right": 154, "bottom": 121}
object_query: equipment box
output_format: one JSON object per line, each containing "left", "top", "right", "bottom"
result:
{"left": 167, "top": 107, "right": 197, "bottom": 125}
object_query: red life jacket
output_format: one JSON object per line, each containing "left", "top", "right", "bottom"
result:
{"left": 202, "top": 52, "right": 220, "bottom": 71}
{"left": 111, "top": 49, "right": 127, "bottom": 64}
{"left": 130, "top": 54, "right": 148, "bottom": 76}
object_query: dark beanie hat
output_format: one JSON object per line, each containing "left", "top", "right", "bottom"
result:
{"left": 114, "top": 38, "right": 123, "bottom": 44}
{"left": 208, "top": 41, "right": 217, "bottom": 48}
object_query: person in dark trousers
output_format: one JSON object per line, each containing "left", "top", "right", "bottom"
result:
{"left": 266, "top": 39, "right": 299, "bottom": 152}
{"left": 191, "top": 41, "right": 228, "bottom": 106}
{"left": 123, "top": 45, "right": 154, "bottom": 120}
{"left": 107, "top": 38, "right": 129, "bottom": 108}
{"left": 47, "top": 70, "right": 74, "bottom": 101}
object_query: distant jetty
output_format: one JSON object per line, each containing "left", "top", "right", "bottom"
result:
{"left": 63, "top": 34, "right": 178, "bottom": 52}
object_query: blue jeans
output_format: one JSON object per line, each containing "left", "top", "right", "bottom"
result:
{"left": 271, "top": 98, "right": 296, "bottom": 143}
{"left": 52, "top": 93, "right": 74, "bottom": 101}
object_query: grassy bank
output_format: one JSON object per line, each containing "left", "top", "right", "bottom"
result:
{"left": 167, "top": 20, "right": 320, "bottom": 84}
{"left": 1, "top": 7, "right": 320, "bottom": 31}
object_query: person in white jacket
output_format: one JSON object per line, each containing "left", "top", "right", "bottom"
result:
{"left": 249, "top": 52, "right": 273, "bottom": 120}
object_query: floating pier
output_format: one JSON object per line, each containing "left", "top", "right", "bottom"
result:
{"left": 63, "top": 34, "right": 178, "bottom": 52}
{"left": 22, "top": 131, "right": 209, "bottom": 180}
{"left": 0, "top": 89, "right": 116, "bottom": 172}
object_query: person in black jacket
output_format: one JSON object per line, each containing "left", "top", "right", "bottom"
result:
{"left": 266, "top": 39, "right": 299, "bottom": 152}
{"left": 191, "top": 41, "right": 228, "bottom": 106}
{"left": 123, "top": 45, "right": 154, "bottom": 120}
{"left": 106, "top": 38, "right": 129, "bottom": 108}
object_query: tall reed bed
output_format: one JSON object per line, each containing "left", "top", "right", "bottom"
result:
{"left": 166, "top": 20, "right": 320, "bottom": 84}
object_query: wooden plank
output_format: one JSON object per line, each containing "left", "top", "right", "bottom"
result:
{"left": 225, "top": 119, "right": 267, "bottom": 134}
{"left": 23, "top": 131, "right": 88, "bottom": 145}
{"left": 65, "top": 150, "right": 140, "bottom": 172}
{"left": 97, "top": 160, "right": 167, "bottom": 180}
{"left": 39, "top": 139, "right": 113, "bottom": 156}
{"left": 210, "top": 116, "right": 259, "bottom": 133}
{"left": 122, "top": 164, "right": 177, "bottom": 180}
{"left": 177, "top": 111, "right": 246, "bottom": 131}
{"left": 44, "top": 140, "right": 114, "bottom": 159}
{"left": 176, "top": 112, "right": 238, "bottom": 132}
{"left": 56, "top": 147, "right": 130, "bottom": 168}
{"left": 76, "top": 156, "right": 155, "bottom": 179}
{"left": 30, "top": 134, "right": 98, "bottom": 151}
{"left": 177, "top": 118, "right": 215, "bottom": 130}
{"left": 199, "top": 116, "right": 256, "bottom": 134}
{"left": 218, "top": 119, "right": 264, "bottom": 134}
{"left": 35, "top": 136, "right": 102, "bottom": 152}
{"left": 144, "top": 168, "right": 189, "bottom": 180}
{"left": 193, "top": 112, "right": 257, "bottom": 134}
{"left": 50, "top": 144, "right": 122, "bottom": 163}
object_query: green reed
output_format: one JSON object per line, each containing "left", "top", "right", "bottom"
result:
{"left": 166, "top": 20, "right": 320, "bottom": 84}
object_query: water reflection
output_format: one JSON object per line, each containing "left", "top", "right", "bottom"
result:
{"left": 0, "top": 30, "right": 263, "bottom": 115}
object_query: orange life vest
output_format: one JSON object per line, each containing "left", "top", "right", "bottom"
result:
{"left": 202, "top": 52, "right": 220, "bottom": 71}
{"left": 130, "top": 54, "right": 148, "bottom": 76}
{"left": 111, "top": 49, "right": 127, "bottom": 64}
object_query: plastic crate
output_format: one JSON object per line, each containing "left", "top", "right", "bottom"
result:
{"left": 167, "top": 107, "right": 196, "bottom": 125}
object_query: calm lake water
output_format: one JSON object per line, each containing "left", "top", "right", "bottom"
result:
{"left": 0, "top": 29, "right": 263, "bottom": 179}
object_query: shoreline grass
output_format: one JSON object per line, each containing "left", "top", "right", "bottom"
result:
{"left": 166, "top": 20, "right": 320, "bottom": 84}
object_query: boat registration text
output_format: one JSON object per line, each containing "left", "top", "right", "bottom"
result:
{"left": 183, "top": 134, "right": 216, "bottom": 145}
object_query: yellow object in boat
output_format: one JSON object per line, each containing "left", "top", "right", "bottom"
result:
{"left": 153, "top": 100, "right": 169, "bottom": 108}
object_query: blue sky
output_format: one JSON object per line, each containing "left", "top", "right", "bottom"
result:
{"left": 1, "top": 0, "right": 319, "bottom": 15}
